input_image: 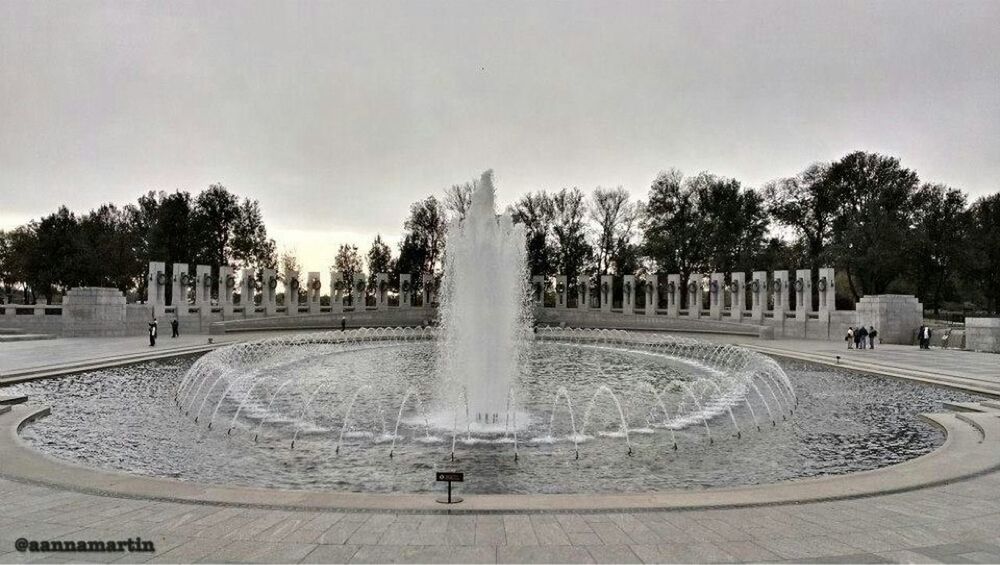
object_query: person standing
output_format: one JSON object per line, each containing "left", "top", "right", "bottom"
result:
{"left": 171, "top": 318, "right": 179, "bottom": 338}
{"left": 857, "top": 326, "right": 869, "bottom": 350}
{"left": 148, "top": 318, "right": 158, "bottom": 347}
{"left": 869, "top": 326, "right": 878, "bottom": 349}
{"left": 846, "top": 327, "right": 854, "bottom": 349}
{"left": 922, "top": 325, "right": 932, "bottom": 349}
{"left": 341, "top": 316, "right": 346, "bottom": 332}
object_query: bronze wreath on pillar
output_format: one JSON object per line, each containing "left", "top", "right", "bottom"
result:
{"left": 818, "top": 277, "right": 828, "bottom": 292}
{"left": 155, "top": 273, "right": 166, "bottom": 286}
{"left": 226, "top": 275, "right": 236, "bottom": 289}
{"left": 751, "top": 280, "right": 761, "bottom": 293}
{"left": 311, "top": 279, "right": 321, "bottom": 291}
{"left": 334, "top": 280, "right": 344, "bottom": 292}
{"left": 401, "top": 280, "right": 410, "bottom": 293}
{"left": 688, "top": 281, "right": 697, "bottom": 294}
{"left": 203, "top": 274, "right": 213, "bottom": 288}
{"left": 771, "top": 279, "right": 782, "bottom": 292}
{"left": 179, "top": 273, "right": 191, "bottom": 286}
{"left": 795, "top": 278, "right": 804, "bottom": 292}
{"left": 268, "top": 277, "right": 278, "bottom": 291}
{"left": 730, "top": 281, "right": 739, "bottom": 294}
{"left": 355, "top": 279, "right": 366, "bottom": 292}
{"left": 624, "top": 281, "right": 632, "bottom": 300}
{"left": 710, "top": 280, "right": 719, "bottom": 294}
{"left": 667, "top": 281, "right": 675, "bottom": 294}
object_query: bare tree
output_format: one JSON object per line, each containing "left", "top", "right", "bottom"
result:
{"left": 443, "top": 179, "right": 477, "bottom": 222}
{"left": 589, "top": 186, "right": 643, "bottom": 275}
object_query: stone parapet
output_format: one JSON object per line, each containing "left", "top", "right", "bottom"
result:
{"left": 62, "top": 287, "right": 127, "bottom": 337}
{"left": 966, "top": 318, "right": 1000, "bottom": 353}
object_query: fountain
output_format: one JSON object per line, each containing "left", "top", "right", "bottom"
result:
{"left": 435, "top": 170, "right": 530, "bottom": 429}
{"left": 169, "top": 170, "right": 797, "bottom": 468}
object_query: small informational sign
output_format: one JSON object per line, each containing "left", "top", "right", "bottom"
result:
{"left": 436, "top": 472, "right": 464, "bottom": 483}
{"left": 435, "top": 471, "right": 464, "bottom": 504}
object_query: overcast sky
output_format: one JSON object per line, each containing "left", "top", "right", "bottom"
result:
{"left": 2, "top": 0, "right": 998, "bottom": 274}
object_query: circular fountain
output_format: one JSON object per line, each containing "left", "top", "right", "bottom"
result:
{"left": 176, "top": 170, "right": 795, "bottom": 467}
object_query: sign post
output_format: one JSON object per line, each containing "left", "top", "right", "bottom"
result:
{"left": 435, "top": 471, "right": 464, "bottom": 504}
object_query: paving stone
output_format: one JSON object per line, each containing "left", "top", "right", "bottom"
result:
{"left": 497, "top": 545, "right": 594, "bottom": 564}
{"left": 874, "top": 549, "right": 945, "bottom": 564}
{"left": 585, "top": 544, "right": 642, "bottom": 563}
{"left": 630, "top": 542, "right": 735, "bottom": 563}
{"left": 300, "top": 544, "right": 360, "bottom": 563}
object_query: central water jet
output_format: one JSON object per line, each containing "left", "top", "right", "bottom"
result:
{"left": 435, "top": 170, "right": 531, "bottom": 427}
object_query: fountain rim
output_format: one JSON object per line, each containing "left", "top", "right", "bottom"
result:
{"left": 3, "top": 402, "right": 999, "bottom": 513}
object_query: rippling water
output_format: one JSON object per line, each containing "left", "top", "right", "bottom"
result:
{"left": 7, "top": 344, "right": 985, "bottom": 494}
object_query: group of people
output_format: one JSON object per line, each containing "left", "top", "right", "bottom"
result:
{"left": 147, "top": 317, "right": 181, "bottom": 346}
{"left": 845, "top": 325, "right": 878, "bottom": 349}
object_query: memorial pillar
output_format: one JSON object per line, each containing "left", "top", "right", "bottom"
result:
{"left": 729, "top": 272, "right": 745, "bottom": 321}
{"left": 399, "top": 274, "right": 412, "bottom": 309}
{"left": 240, "top": 269, "right": 255, "bottom": 317}
{"left": 687, "top": 274, "right": 702, "bottom": 319}
{"left": 795, "top": 268, "right": 813, "bottom": 321}
{"left": 622, "top": 275, "right": 636, "bottom": 315}
{"left": 709, "top": 272, "right": 725, "bottom": 320}
{"left": 645, "top": 273, "right": 658, "bottom": 316}
{"left": 376, "top": 273, "right": 389, "bottom": 311}
{"left": 772, "top": 270, "right": 789, "bottom": 318}
{"left": 555, "top": 275, "right": 568, "bottom": 309}
{"left": 195, "top": 265, "right": 212, "bottom": 316}
{"left": 750, "top": 271, "right": 766, "bottom": 322}
{"left": 171, "top": 263, "right": 191, "bottom": 316}
{"left": 600, "top": 275, "right": 613, "bottom": 313}
{"left": 577, "top": 275, "right": 590, "bottom": 309}
{"left": 666, "top": 274, "right": 680, "bottom": 317}
{"left": 147, "top": 261, "right": 166, "bottom": 318}
{"left": 352, "top": 276, "right": 366, "bottom": 311}
{"left": 422, "top": 273, "right": 434, "bottom": 307}
{"left": 284, "top": 270, "right": 300, "bottom": 316}
{"left": 262, "top": 268, "right": 278, "bottom": 316}
{"left": 531, "top": 275, "right": 544, "bottom": 306}
{"left": 219, "top": 266, "right": 235, "bottom": 317}
{"left": 817, "top": 267, "right": 836, "bottom": 320}
{"left": 330, "top": 272, "right": 344, "bottom": 314}
{"left": 307, "top": 272, "right": 321, "bottom": 314}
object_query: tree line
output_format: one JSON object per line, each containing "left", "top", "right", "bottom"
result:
{"left": 2, "top": 150, "right": 998, "bottom": 313}
{"left": 0, "top": 185, "right": 276, "bottom": 303}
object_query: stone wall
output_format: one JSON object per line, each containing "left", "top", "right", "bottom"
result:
{"left": 535, "top": 308, "right": 766, "bottom": 337}
{"left": 855, "top": 294, "right": 924, "bottom": 345}
{"left": 61, "top": 287, "right": 127, "bottom": 337}
{"left": 966, "top": 318, "right": 1000, "bottom": 353}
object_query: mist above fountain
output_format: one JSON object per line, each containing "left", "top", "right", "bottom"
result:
{"left": 435, "top": 170, "right": 531, "bottom": 428}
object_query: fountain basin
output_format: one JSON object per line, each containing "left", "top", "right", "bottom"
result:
{"left": 6, "top": 329, "right": 988, "bottom": 495}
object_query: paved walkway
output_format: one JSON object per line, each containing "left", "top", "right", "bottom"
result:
{"left": 1, "top": 333, "right": 999, "bottom": 563}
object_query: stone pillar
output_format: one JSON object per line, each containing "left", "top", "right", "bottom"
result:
{"left": 352, "top": 276, "right": 366, "bottom": 311}
{"left": 422, "top": 273, "right": 434, "bottom": 307}
{"left": 666, "top": 274, "right": 680, "bottom": 317}
{"left": 531, "top": 275, "right": 544, "bottom": 306}
{"left": 262, "top": 268, "right": 278, "bottom": 316}
{"left": 555, "top": 275, "right": 568, "bottom": 309}
{"left": 147, "top": 261, "right": 166, "bottom": 318}
{"left": 622, "top": 275, "right": 636, "bottom": 315}
{"left": 645, "top": 273, "right": 658, "bottom": 316}
{"left": 240, "top": 269, "right": 255, "bottom": 317}
{"left": 687, "top": 274, "right": 702, "bottom": 319}
{"left": 62, "top": 287, "right": 127, "bottom": 337}
{"left": 772, "top": 270, "right": 789, "bottom": 318}
{"left": 795, "top": 268, "right": 813, "bottom": 321}
{"left": 307, "top": 272, "right": 321, "bottom": 314}
{"left": 376, "top": 273, "right": 389, "bottom": 311}
{"left": 171, "top": 263, "right": 190, "bottom": 315}
{"left": 600, "top": 275, "right": 613, "bottom": 312}
{"left": 577, "top": 275, "right": 590, "bottom": 309}
{"left": 817, "top": 267, "right": 836, "bottom": 318}
{"left": 750, "top": 271, "right": 767, "bottom": 322}
{"left": 730, "top": 272, "right": 745, "bottom": 321}
{"left": 856, "top": 295, "right": 923, "bottom": 344}
{"left": 708, "top": 272, "right": 725, "bottom": 320}
{"left": 330, "top": 272, "right": 344, "bottom": 314}
{"left": 219, "top": 266, "right": 235, "bottom": 317}
{"left": 195, "top": 265, "right": 212, "bottom": 314}
{"left": 399, "top": 274, "right": 413, "bottom": 309}
{"left": 284, "top": 270, "right": 300, "bottom": 316}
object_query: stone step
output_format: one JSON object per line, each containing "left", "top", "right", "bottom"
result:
{"left": 944, "top": 401, "right": 1000, "bottom": 413}
{"left": 0, "top": 328, "right": 26, "bottom": 334}
{"left": 0, "top": 405, "right": 9, "bottom": 416}
{"left": 0, "top": 333, "right": 57, "bottom": 342}
{"left": 0, "top": 395, "right": 27, "bottom": 405}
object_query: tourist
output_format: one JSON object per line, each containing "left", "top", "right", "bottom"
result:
{"left": 171, "top": 318, "right": 179, "bottom": 338}
{"left": 942, "top": 331, "right": 950, "bottom": 349}
{"left": 857, "top": 326, "right": 869, "bottom": 349}
{"left": 846, "top": 327, "right": 854, "bottom": 349}
{"left": 148, "top": 318, "right": 157, "bottom": 347}
{"left": 341, "top": 316, "right": 346, "bottom": 331}
{"left": 921, "top": 325, "right": 932, "bottom": 349}
{"left": 869, "top": 326, "right": 878, "bottom": 349}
